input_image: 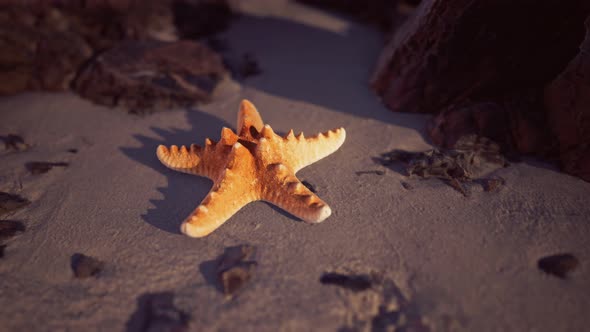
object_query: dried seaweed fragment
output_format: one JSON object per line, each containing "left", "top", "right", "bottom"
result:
{"left": 377, "top": 135, "right": 508, "bottom": 195}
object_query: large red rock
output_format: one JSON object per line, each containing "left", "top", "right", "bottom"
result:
{"left": 544, "top": 18, "right": 590, "bottom": 181}
{"left": 371, "top": 0, "right": 590, "bottom": 114}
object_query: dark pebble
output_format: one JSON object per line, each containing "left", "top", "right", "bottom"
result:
{"left": 216, "top": 245, "right": 257, "bottom": 296}
{"left": 401, "top": 181, "right": 414, "bottom": 190}
{"left": 126, "top": 292, "right": 190, "bottom": 332}
{"left": 26, "top": 161, "right": 69, "bottom": 175}
{"left": 67, "top": 148, "right": 78, "bottom": 154}
{"left": 71, "top": 253, "right": 104, "bottom": 278}
{"left": 320, "top": 272, "right": 372, "bottom": 292}
{"left": 0, "top": 220, "right": 25, "bottom": 241}
{"left": 538, "top": 253, "right": 579, "bottom": 279}
{"left": 0, "top": 192, "right": 30, "bottom": 217}
{"left": 0, "top": 244, "right": 5, "bottom": 258}
{"left": 0, "top": 134, "right": 29, "bottom": 151}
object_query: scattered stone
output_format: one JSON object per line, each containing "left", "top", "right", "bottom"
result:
{"left": 216, "top": 245, "right": 257, "bottom": 296}
{"left": 26, "top": 161, "right": 69, "bottom": 175}
{"left": 126, "top": 292, "right": 190, "bottom": 332}
{"left": 0, "top": 192, "right": 30, "bottom": 217}
{"left": 73, "top": 40, "right": 228, "bottom": 113}
{"left": 0, "top": 220, "right": 26, "bottom": 242}
{"left": 71, "top": 253, "right": 104, "bottom": 278}
{"left": 67, "top": 148, "right": 78, "bottom": 154}
{"left": 302, "top": 180, "right": 317, "bottom": 193}
{"left": 538, "top": 253, "right": 579, "bottom": 279}
{"left": 544, "top": 17, "right": 590, "bottom": 182}
{"left": 481, "top": 177, "right": 505, "bottom": 192}
{"left": 320, "top": 272, "right": 372, "bottom": 292}
{"left": 355, "top": 170, "right": 385, "bottom": 176}
{"left": 0, "top": 134, "right": 29, "bottom": 151}
{"left": 400, "top": 181, "right": 413, "bottom": 190}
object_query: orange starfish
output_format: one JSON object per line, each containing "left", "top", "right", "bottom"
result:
{"left": 157, "top": 100, "right": 346, "bottom": 237}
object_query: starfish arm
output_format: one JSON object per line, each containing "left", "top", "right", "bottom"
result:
{"left": 156, "top": 144, "right": 203, "bottom": 175}
{"left": 237, "top": 99, "right": 264, "bottom": 138}
{"left": 261, "top": 163, "right": 332, "bottom": 223}
{"left": 181, "top": 142, "right": 258, "bottom": 237}
{"left": 157, "top": 127, "right": 239, "bottom": 179}
{"left": 283, "top": 127, "right": 346, "bottom": 172}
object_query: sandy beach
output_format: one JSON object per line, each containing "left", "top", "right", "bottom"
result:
{"left": 1, "top": 6, "right": 590, "bottom": 331}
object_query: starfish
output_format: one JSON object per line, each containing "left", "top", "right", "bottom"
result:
{"left": 157, "top": 100, "right": 346, "bottom": 237}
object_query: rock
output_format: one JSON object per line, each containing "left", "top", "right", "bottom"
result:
{"left": 73, "top": 40, "right": 228, "bottom": 113}
{"left": 0, "top": 192, "right": 30, "bottom": 217}
{"left": 538, "top": 253, "right": 579, "bottom": 279}
{"left": 0, "top": 1, "right": 233, "bottom": 97}
{"left": 70, "top": 253, "right": 104, "bottom": 278}
{"left": 371, "top": 0, "right": 590, "bottom": 114}
{"left": 320, "top": 272, "right": 372, "bottom": 292}
{"left": 216, "top": 245, "right": 257, "bottom": 296}
{"left": 25, "top": 161, "right": 69, "bottom": 175}
{"left": 0, "top": 134, "right": 29, "bottom": 152}
{"left": 0, "top": 220, "right": 26, "bottom": 242}
{"left": 544, "top": 18, "right": 590, "bottom": 182}
{"left": 126, "top": 292, "right": 190, "bottom": 332}
{"left": 0, "top": 244, "right": 5, "bottom": 258}
{"left": 481, "top": 177, "right": 505, "bottom": 192}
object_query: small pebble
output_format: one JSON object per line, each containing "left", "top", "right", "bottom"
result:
{"left": 320, "top": 272, "right": 372, "bottom": 292}
{"left": 216, "top": 245, "right": 257, "bottom": 296}
{"left": 0, "top": 192, "right": 30, "bottom": 217}
{"left": 26, "top": 161, "right": 69, "bottom": 175}
{"left": 71, "top": 253, "right": 104, "bottom": 278}
{"left": 0, "top": 220, "right": 25, "bottom": 241}
{"left": 0, "top": 134, "right": 29, "bottom": 151}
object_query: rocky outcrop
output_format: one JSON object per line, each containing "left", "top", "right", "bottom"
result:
{"left": 544, "top": 18, "right": 590, "bottom": 181}
{"left": 371, "top": 0, "right": 590, "bottom": 181}
{"left": 0, "top": 1, "right": 233, "bottom": 112}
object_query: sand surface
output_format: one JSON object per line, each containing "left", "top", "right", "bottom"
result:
{"left": 1, "top": 7, "right": 590, "bottom": 332}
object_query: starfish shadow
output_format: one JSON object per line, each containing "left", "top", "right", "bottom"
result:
{"left": 120, "top": 109, "right": 230, "bottom": 234}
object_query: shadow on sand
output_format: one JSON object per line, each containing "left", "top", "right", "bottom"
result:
{"left": 120, "top": 109, "right": 230, "bottom": 234}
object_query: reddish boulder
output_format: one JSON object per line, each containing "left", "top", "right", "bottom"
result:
{"left": 371, "top": 0, "right": 590, "bottom": 114}
{"left": 544, "top": 18, "right": 590, "bottom": 181}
